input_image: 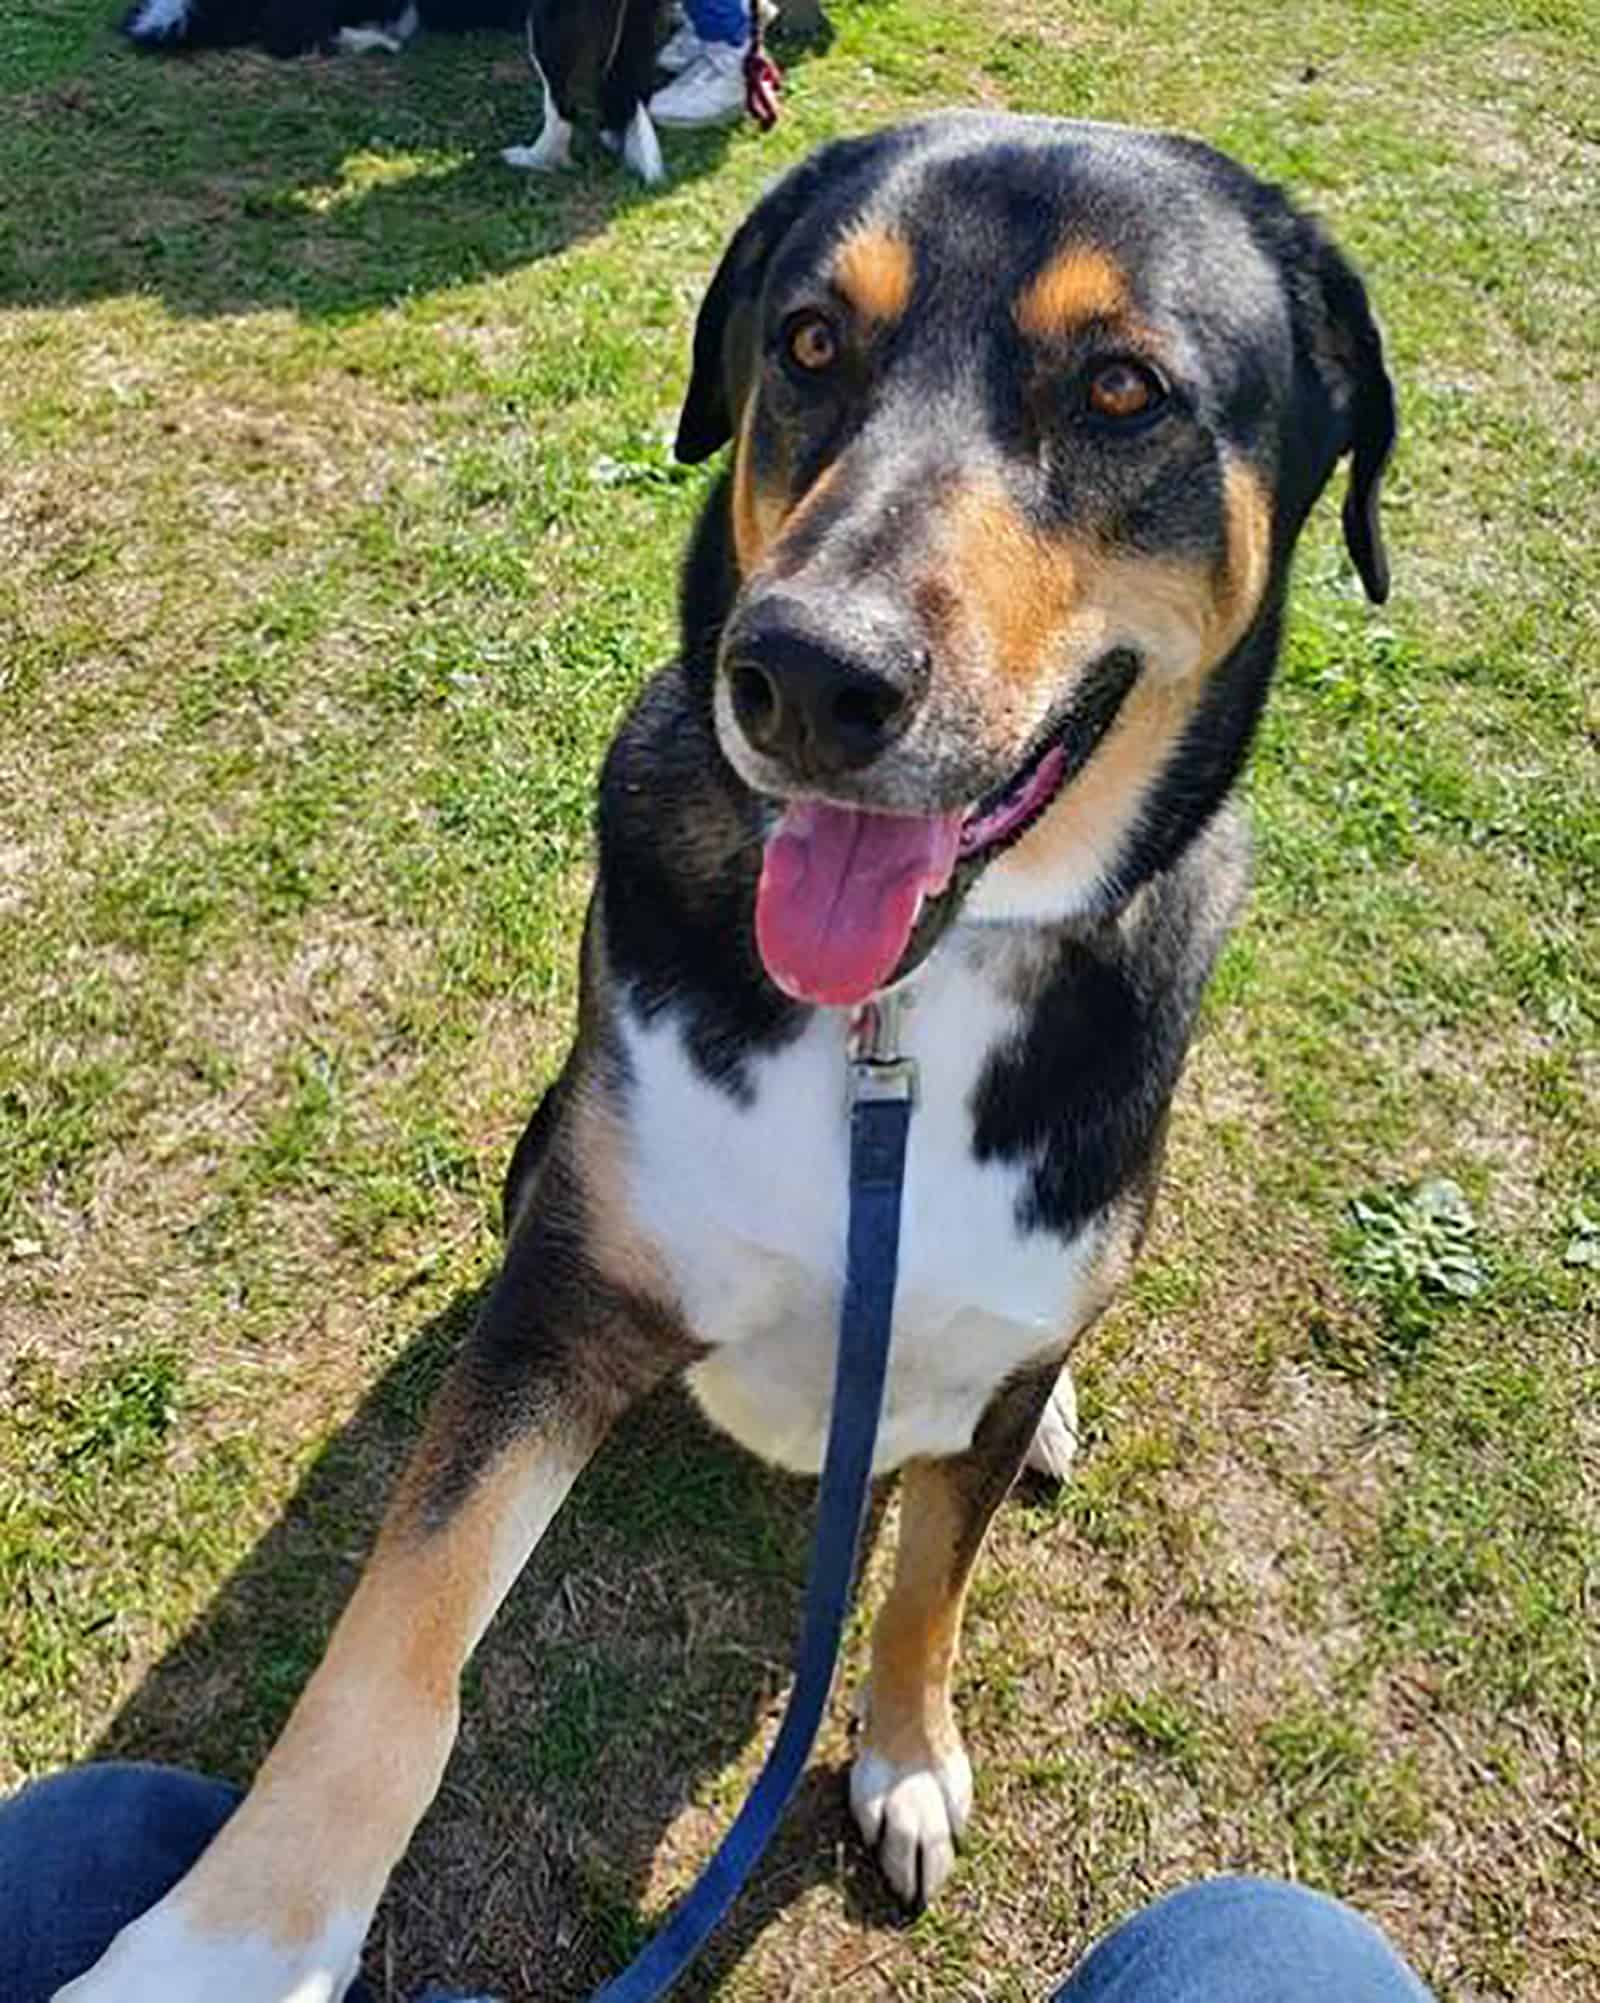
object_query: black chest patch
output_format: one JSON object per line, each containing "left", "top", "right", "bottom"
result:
{"left": 599, "top": 666, "right": 807, "bottom": 1103}
{"left": 972, "top": 833, "right": 1242, "bottom": 1238}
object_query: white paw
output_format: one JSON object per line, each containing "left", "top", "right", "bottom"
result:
{"left": 333, "top": 25, "right": 403, "bottom": 52}
{"left": 502, "top": 124, "right": 573, "bottom": 174}
{"left": 1025, "top": 1364, "right": 1079, "bottom": 1483}
{"left": 620, "top": 105, "right": 666, "bottom": 186}
{"left": 52, "top": 1895, "right": 364, "bottom": 2003}
{"left": 850, "top": 1742, "right": 973, "bottom": 1907}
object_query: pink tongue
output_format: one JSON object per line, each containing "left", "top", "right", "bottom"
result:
{"left": 756, "top": 800, "right": 963, "bottom": 1007}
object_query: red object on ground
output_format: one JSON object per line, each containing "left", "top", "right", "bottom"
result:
{"left": 744, "top": 1, "right": 782, "bottom": 127}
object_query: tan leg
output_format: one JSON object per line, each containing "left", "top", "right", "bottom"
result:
{"left": 167, "top": 1410, "right": 596, "bottom": 1991}
{"left": 57, "top": 1096, "right": 690, "bottom": 2003}
{"left": 852, "top": 1364, "right": 1057, "bottom": 1908}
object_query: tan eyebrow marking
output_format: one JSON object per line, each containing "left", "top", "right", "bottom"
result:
{"left": 832, "top": 226, "right": 915, "bottom": 324}
{"left": 1015, "top": 245, "right": 1129, "bottom": 336}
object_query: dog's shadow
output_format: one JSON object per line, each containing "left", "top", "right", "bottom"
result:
{"left": 2, "top": 10, "right": 824, "bottom": 321}
{"left": 94, "top": 1280, "right": 907, "bottom": 2000}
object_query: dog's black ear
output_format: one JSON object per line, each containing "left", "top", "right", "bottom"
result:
{"left": 674, "top": 203, "right": 774, "bottom": 464}
{"left": 674, "top": 141, "right": 872, "bottom": 465}
{"left": 1290, "top": 220, "right": 1398, "bottom": 604}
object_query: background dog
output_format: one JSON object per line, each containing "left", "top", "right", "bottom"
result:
{"left": 120, "top": 0, "right": 520, "bottom": 62}
{"left": 58, "top": 110, "right": 1393, "bottom": 2003}
{"left": 502, "top": 0, "right": 665, "bottom": 186}
{"left": 120, "top": 0, "right": 670, "bottom": 186}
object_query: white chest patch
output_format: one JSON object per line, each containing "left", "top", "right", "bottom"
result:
{"left": 620, "top": 935, "right": 1103, "bottom": 1474}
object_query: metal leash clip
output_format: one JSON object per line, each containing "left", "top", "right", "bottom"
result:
{"left": 847, "top": 992, "right": 918, "bottom": 1106}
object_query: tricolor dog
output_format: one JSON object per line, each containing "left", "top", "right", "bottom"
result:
{"left": 59, "top": 112, "right": 1395, "bottom": 2002}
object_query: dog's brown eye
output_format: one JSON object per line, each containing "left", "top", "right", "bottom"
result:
{"left": 785, "top": 311, "right": 840, "bottom": 374}
{"left": 1087, "top": 359, "right": 1164, "bottom": 421}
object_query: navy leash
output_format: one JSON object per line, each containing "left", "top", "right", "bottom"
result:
{"left": 593, "top": 998, "right": 914, "bottom": 2003}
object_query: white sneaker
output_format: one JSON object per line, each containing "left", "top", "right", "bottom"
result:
{"left": 656, "top": 17, "right": 702, "bottom": 72}
{"left": 648, "top": 41, "right": 747, "bottom": 127}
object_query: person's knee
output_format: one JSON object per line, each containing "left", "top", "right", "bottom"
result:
{"left": 1052, "top": 1875, "right": 1435, "bottom": 2003}
{"left": 1, "top": 1763, "right": 245, "bottom": 2003}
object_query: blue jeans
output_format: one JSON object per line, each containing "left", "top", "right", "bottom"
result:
{"left": 684, "top": 0, "right": 748, "bottom": 50}
{"left": 1, "top": 1763, "right": 1434, "bottom": 2002}
{"left": 1052, "top": 1875, "right": 1435, "bottom": 2002}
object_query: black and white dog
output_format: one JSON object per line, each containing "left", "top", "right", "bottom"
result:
{"left": 501, "top": 0, "right": 667, "bottom": 188}
{"left": 120, "top": 0, "right": 519, "bottom": 59}
{"left": 121, "top": 0, "right": 674, "bottom": 187}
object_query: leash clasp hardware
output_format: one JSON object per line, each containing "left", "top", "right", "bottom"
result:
{"left": 847, "top": 994, "right": 918, "bottom": 1107}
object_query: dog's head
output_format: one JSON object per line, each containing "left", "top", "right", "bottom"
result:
{"left": 675, "top": 115, "right": 1396, "bottom": 1007}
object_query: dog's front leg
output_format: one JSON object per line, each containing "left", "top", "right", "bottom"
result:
{"left": 851, "top": 1361, "right": 1061, "bottom": 1909}
{"left": 56, "top": 1184, "right": 685, "bottom": 2003}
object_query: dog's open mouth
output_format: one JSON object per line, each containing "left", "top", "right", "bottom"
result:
{"left": 755, "top": 650, "right": 1140, "bottom": 1007}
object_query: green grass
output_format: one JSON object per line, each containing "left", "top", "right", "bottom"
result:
{"left": 2, "top": 0, "right": 1597, "bottom": 1998}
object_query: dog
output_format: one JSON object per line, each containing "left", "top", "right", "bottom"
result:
{"left": 57, "top": 111, "right": 1394, "bottom": 2002}
{"left": 119, "top": 0, "right": 519, "bottom": 62}
{"left": 120, "top": 0, "right": 669, "bottom": 184}
{"left": 501, "top": 0, "right": 666, "bottom": 187}
{"left": 119, "top": 0, "right": 669, "bottom": 185}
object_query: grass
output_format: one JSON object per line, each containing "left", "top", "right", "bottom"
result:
{"left": 1, "top": 0, "right": 1596, "bottom": 1997}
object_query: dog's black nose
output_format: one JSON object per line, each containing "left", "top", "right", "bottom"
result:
{"left": 725, "top": 601, "right": 920, "bottom": 778}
